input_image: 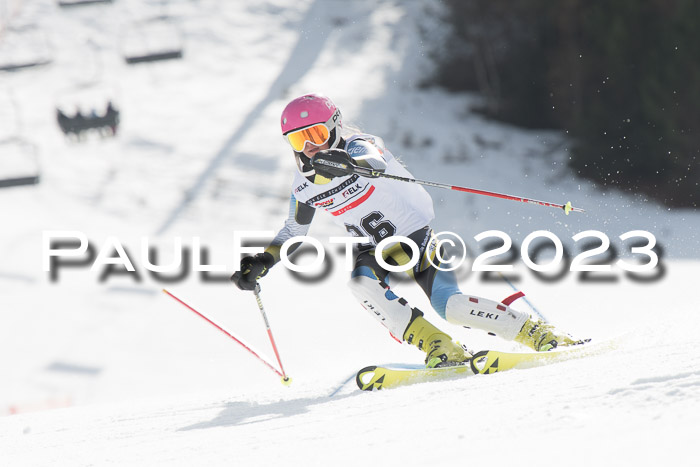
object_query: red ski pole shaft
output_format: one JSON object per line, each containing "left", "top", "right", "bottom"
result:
{"left": 162, "top": 289, "right": 283, "bottom": 378}
{"left": 254, "top": 284, "right": 290, "bottom": 383}
{"left": 368, "top": 170, "right": 585, "bottom": 215}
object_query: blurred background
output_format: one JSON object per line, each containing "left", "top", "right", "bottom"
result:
{"left": 431, "top": 0, "right": 700, "bottom": 209}
{"left": 1, "top": 0, "right": 699, "bottom": 416}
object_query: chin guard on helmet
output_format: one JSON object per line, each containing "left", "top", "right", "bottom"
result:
{"left": 294, "top": 152, "right": 315, "bottom": 177}
{"left": 293, "top": 151, "right": 334, "bottom": 185}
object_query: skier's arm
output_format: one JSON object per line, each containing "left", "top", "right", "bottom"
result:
{"left": 345, "top": 139, "right": 387, "bottom": 173}
{"left": 264, "top": 194, "right": 315, "bottom": 262}
{"left": 231, "top": 194, "right": 315, "bottom": 290}
{"left": 311, "top": 140, "right": 387, "bottom": 179}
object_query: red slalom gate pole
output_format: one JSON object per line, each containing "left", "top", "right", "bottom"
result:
{"left": 162, "top": 288, "right": 285, "bottom": 380}
{"left": 254, "top": 284, "right": 291, "bottom": 385}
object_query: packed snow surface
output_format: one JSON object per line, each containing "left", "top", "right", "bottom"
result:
{"left": 1, "top": 1, "right": 698, "bottom": 466}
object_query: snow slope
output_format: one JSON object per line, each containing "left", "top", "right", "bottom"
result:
{"left": 2, "top": 261, "right": 700, "bottom": 467}
{"left": 1, "top": 1, "right": 699, "bottom": 466}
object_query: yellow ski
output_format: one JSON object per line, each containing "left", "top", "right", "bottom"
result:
{"left": 356, "top": 344, "right": 605, "bottom": 391}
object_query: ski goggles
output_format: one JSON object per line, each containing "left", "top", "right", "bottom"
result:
{"left": 284, "top": 123, "right": 330, "bottom": 152}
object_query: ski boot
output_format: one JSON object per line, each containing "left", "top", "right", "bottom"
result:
{"left": 403, "top": 313, "right": 471, "bottom": 368}
{"left": 515, "top": 318, "right": 587, "bottom": 351}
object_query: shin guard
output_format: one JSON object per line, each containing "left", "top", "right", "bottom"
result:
{"left": 348, "top": 275, "right": 416, "bottom": 340}
{"left": 445, "top": 294, "right": 528, "bottom": 341}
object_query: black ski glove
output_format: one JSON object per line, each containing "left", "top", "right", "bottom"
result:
{"left": 231, "top": 252, "right": 275, "bottom": 291}
{"left": 311, "top": 149, "right": 356, "bottom": 179}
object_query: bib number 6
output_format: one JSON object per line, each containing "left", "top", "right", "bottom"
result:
{"left": 345, "top": 211, "right": 397, "bottom": 244}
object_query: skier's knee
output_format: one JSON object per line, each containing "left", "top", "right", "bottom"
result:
{"left": 350, "top": 265, "right": 379, "bottom": 281}
{"left": 347, "top": 274, "right": 413, "bottom": 339}
{"left": 429, "top": 270, "right": 462, "bottom": 319}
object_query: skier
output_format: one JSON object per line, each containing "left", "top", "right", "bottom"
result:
{"left": 231, "top": 93, "right": 584, "bottom": 368}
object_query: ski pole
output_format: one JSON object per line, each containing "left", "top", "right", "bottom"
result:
{"left": 253, "top": 284, "right": 292, "bottom": 386}
{"left": 497, "top": 273, "right": 549, "bottom": 323}
{"left": 162, "top": 288, "right": 286, "bottom": 381}
{"left": 350, "top": 165, "right": 584, "bottom": 215}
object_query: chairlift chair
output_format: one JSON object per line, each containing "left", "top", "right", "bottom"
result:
{"left": 0, "top": 138, "right": 40, "bottom": 188}
{"left": 57, "top": 0, "right": 113, "bottom": 7}
{"left": 0, "top": 26, "right": 52, "bottom": 72}
{"left": 122, "top": 16, "right": 184, "bottom": 64}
